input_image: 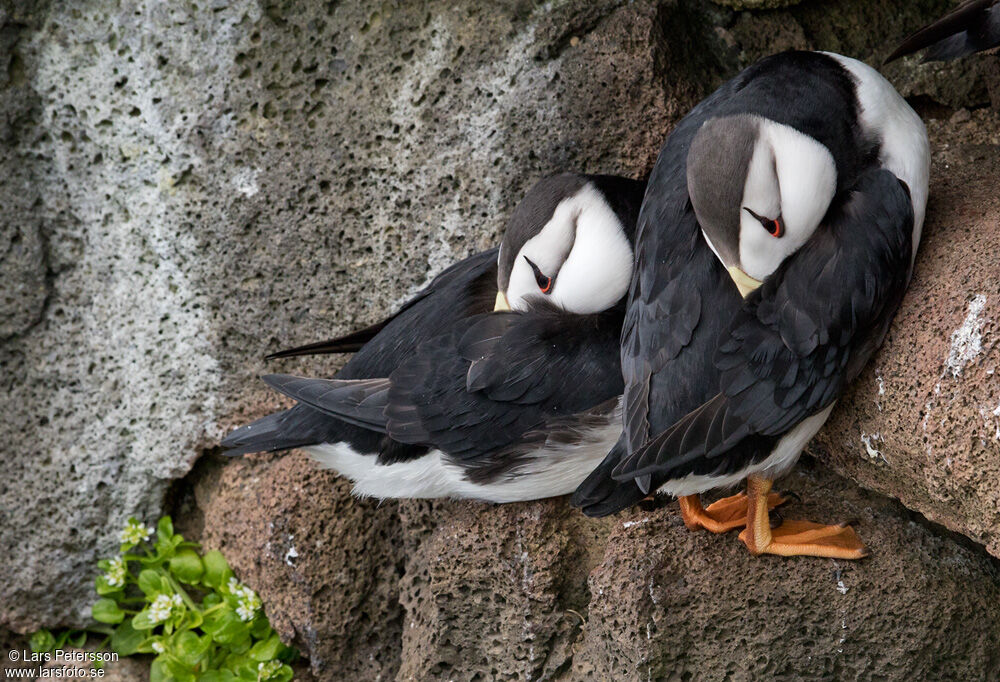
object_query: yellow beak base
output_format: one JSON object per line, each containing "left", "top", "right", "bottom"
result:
{"left": 494, "top": 291, "right": 511, "bottom": 312}
{"left": 727, "top": 266, "right": 763, "bottom": 299}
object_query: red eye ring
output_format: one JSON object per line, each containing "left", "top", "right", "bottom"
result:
{"left": 743, "top": 207, "right": 784, "bottom": 238}
{"left": 524, "top": 256, "right": 554, "bottom": 295}
{"left": 764, "top": 217, "right": 783, "bottom": 238}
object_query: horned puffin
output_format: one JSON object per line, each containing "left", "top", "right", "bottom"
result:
{"left": 886, "top": 0, "right": 1000, "bottom": 63}
{"left": 574, "top": 51, "right": 929, "bottom": 560}
{"left": 222, "top": 173, "right": 646, "bottom": 502}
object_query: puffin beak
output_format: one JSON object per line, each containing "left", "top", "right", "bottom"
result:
{"left": 494, "top": 291, "right": 511, "bottom": 312}
{"left": 726, "top": 266, "right": 763, "bottom": 299}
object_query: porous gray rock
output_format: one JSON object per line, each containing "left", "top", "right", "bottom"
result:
{"left": 1, "top": 0, "right": 719, "bottom": 631}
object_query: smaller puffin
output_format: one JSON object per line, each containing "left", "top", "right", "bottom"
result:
{"left": 576, "top": 51, "right": 929, "bottom": 560}
{"left": 886, "top": 0, "right": 1000, "bottom": 62}
{"left": 222, "top": 173, "right": 645, "bottom": 502}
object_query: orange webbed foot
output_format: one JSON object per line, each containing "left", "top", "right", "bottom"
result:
{"left": 679, "top": 491, "right": 789, "bottom": 534}
{"left": 739, "top": 519, "right": 868, "bottom": 559}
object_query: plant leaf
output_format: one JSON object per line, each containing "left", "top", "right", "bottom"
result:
{"left": 203, "top": 606, "right": 248, "bottom": 644}
{"left": 198, "top": 672, "right": 237, "bottom": 682}
{"left": 175, "top": 630, "right": 211, "bottom": 667}
{"left": 110, "top": 620, "right": 146, "bottom": 656}
{"left": 150, "top": 658, "right": 169, "bottom": 682}
{"left": 132, "top": 609, "right": 158, "bottom": 631}
{"left": 248, "top": 634, "right": 284, "bottom": 662}
{"left": 92, "top": 598, "right": 125, "bottom": 624}
{"left": 138, "top": 569, "right": 166, "bottom": 597}
{"left": 202, "top": 550, "right": 233, "bottom": 589}
{"left": 157, "top": 516, "right": 174, "bottom": 543}
{"left": 248, "top": 617, "right": 271, "bottom": 640}
{"left": 271, "top": 665, "right": 293, "bottom": 682}
{"left": 29, "top": 629, "right": 56, "bottom": 654}
{"left": 170, "top": 549, "right": 205, "bottom": 584}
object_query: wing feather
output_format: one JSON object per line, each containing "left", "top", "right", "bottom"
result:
{"left": 613, "top": 169, "right": 914, "bottom": 483}
{"left": 261, "top": 374, "right": 392, "bottom": 432}
{"left": 885, "top": 0, "right": 1000, "bottom": 63}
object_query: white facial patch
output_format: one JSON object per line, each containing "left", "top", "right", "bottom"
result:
{"left": 738, "top": 120, "right": 837, "bottom": 282}
{"left": 507, "top": 184, "right": 633, "bottom": 314}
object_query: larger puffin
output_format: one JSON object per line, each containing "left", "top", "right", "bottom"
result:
{"left": 574, "top": 51, "right": 929, "bottom": 560}
{"left": 223, "top": 173, "right": 646, "bottom": 502}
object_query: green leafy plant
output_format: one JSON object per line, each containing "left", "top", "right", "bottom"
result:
{"left": 30, "top": 628, "right": 89, "bottom": 654}
{"left": 35, "top": 516, "right": 296, "bottom": 682}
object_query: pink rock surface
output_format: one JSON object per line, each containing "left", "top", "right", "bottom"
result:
{"left": 813, "top": 109, "right": 1000, "bottom": 558}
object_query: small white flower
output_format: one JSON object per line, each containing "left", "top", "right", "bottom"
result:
{"left": 151, "top": 641, "right": 165, "bottom": 654}
{"left": 237, "top": 594, "right": 261, "bottom": 622}
{"left": 257, "top": 660, "right": 282, "bottom": 681}
{"left": 119, "top": 519, "right": 153, "bottom": 546}
{"left": 104, "top": 557, "right": 127, "bottom": 589}
{"left": 148, "top": 593, "right": 183, "bottom": 623}
{"left": 227, "top": 577, "right": 262, "bottom": 621}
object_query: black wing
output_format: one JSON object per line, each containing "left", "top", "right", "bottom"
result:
{"left": 266, "top": 247, "right": 500, "bottom": 360}
{"left": 574, "top": 52, "right": 877, "bottom": 515}
{"left": 383, "top": 302, "right": 625, "bottom": 464}
{"left": 613, "top": 169, "right": 914, "bottom": 484}
{"left": 222, "top": 248, "right": 498, "bottom": 460}
{"left": 573, "top": 85, "right": 741, "bottom": 515}
{"left": 885, "top": 0, "right": 1000, "bottom": 63}
{"left": 256, "top": 302, "right": 625, "bottom": 471}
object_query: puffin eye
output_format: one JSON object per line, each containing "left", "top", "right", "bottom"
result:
{"left": 762, "top": 217, "right": 783, "bottom": 238}
{"left": 524, "top": 256, "right": 553, "bottom": 294}
{"left": 743, "top": 207, "right": 784, "bottom": 238}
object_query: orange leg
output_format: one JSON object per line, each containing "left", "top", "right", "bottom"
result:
{"left": 678, "top": 490, "right": 788, "bottom": 534}
{"left": 738, "top": 475, "right": 868, "bottom": 559}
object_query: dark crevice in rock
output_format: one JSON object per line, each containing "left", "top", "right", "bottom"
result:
{"left": 2, "top": 207, "right": 58, "bottom": 344}
{"left": 906, "top": 93, "right": 958, "bottom": 119}
{"left": 654, "top": 0, "right": 735, "bottom": 102}
{"left": 808, "top": 448, "right": 1000, "bottom": 574}
{"left": 163, "top": 447, "right": 220, "bottom": 541}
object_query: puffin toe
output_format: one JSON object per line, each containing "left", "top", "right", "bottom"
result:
{"left": 679, "top": 491, "right": 789, "bottom": 534}
{"left": 739, "top": 475, "right": 867, "bottom": 559}
{"left": 738, "top": 520, "right": 868, "bottom": 559}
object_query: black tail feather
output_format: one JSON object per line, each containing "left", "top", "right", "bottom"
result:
{"left": 221, "top": 409, "right": 315, "bottom": 456}
{"left": 885, "top": 0, "right": 1000, "bottom": 63}
{"left": 261, "top": 374, "right": 391, "bottom": 432}
{"left": 266, "top": 320, "right": 388, "bottom": 360}
{"left": 571, "top": 436, "right": 647, "bottom": 517}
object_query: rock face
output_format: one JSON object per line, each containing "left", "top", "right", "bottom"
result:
{"left": 3, "top": 0, "right": 1000, "bottom": 677}
{"left": 813, "top": 109, "right": 1000, "bottom": 558}
{"left": 0, "top": 0, "right": 708, "bottom": 631}
{"left": 191, "top": 454, "right": 1000, "bottom": 680}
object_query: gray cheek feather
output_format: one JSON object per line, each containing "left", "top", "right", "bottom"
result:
{"left": 687, "top": 116, "right": 759, "bottom": 265}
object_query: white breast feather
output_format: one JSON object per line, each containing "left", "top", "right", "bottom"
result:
{"left": 657, "top": 404, "right": 835, "bottom": 497}
{"left": 305, "top": 398, "right": 622, "bottom": 503}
